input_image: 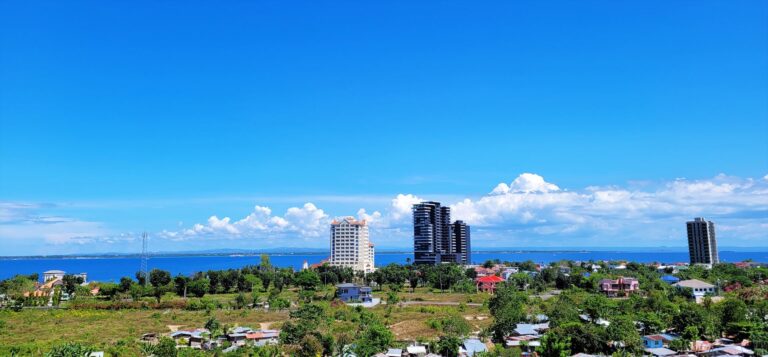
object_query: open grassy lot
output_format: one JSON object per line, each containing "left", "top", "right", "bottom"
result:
{"left": 0, "top": 308, "right": 289, "bottom": 355}
{"left": 387, "top": 287, "right": 491, "bottom": 305}
{"left": 0, "top": 289, "right": 492, "bottom": 355}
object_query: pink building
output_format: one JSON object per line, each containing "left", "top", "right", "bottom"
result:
{"left": 599, "top": 277, "right": 639, "bottom": 297}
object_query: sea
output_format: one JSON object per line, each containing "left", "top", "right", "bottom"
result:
{"left": 1, "top": 250, "right": 767, "bottom": 282}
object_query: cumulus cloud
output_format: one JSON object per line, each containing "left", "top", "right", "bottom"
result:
{"left": 159, "top": 173, "right": 768, "bottom": 246}
{"left": 162, "top": 202, "right": 329, "bottom": 241}
{"left": 3, "top": 172, "right": 766, "bottom": 253}
{"left": 447, "top": 173, "right": 768, "bottom": 245}
{"left": 490, "top": 173, "right": 561, "bottom": 195}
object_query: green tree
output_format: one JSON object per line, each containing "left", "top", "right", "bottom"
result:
{"left": 173, "top": 275, "right": 189, "bottom": 297}
{"left": 297, "top": 334, "right": 323, "bottom": 357}
{"left": 539, "top": 333, "right": 571, "bottom": 357}
{"left": 154, "top": 337, "right": 178, "bottom": 357}
{"left": 354, "top": 323, "right": 394, "bottom": 357}
{"left": 62, "top": 275, "right": 84, "bottom": 295}
{"left": 583, "top": 294, "right": 611, "bottom": 322}
{"left": 488, "top": 284, "right": 528, "bottom": 341}
{"left": 668, "top": 338, "right": 690, "bottom": 352}
{"left": 606, "top": 316, "right": 641, "bottom": 353}
{"left": 234, "top": 292, "right": 248, "bottom": 309}
{"left": 719, "top": 298, "right": 748, "bottom": 328}
{"left": 118, "top": 276, "right": 133, "bottom": 293}
{"left": 187, "top": 278, "right": 209, "bottom": 298}
{"left": 435, "top": 335, "right": 462, "bottom": 357}
{"left": 204, "top": 316, "right": 220, "bottom": 332}
{"left": 260, "top": 254, "right": 272, "bottom": 270}
{"left": 149, "top": 269, "right": 172, "bottom": 302}
{"left": 294, "top": 270, "right": 322, "bottom": 290}
{"left": 556, "top": 322, "right": 608, "bottom": 355}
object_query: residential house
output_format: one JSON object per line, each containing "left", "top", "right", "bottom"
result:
{"left": 501, "top": 268, "right": 519, "bottom": 280}
{"left": 226, "top": 327, "right": 252, "bottom": 347}
{"left": 385, "top": 348, "right": 402, "bottom": 357}
{"left": 141, "top": 333, "right": 158, "bottom": 344}
{"left": 643, "top": 334, "right": 679, "bottom": 349}
{"left": 513, "top": 322, "right": 549, "bottom": 337}
{"left": 336, "top": 283, "right": 373, "bottom": 303}
{"left": 474, "top": 265, "right": 502, "bottom": 277}
{"left": 43, "top": 270, "right": 66, "bottom": 282}
{"left": 644, "top": 347, "right": 677, "bottom": 357}
{"left": 673, "top": 279, "right": 716, "bottom": 300}
{"left": 460, "top": 338, "right": 488, "bottom": 356}
{"left": 505, "top": 322, "right": 549, "bottom": 348}
{"left": 245, "top": 330, "right": 280, "bottom": 346}
{"left": 170, "top": 329, "right": 208, "bottom": 347}
{"left": 598, "top": 277, "right": 639, "bottom": 297}
{"left": 644, "top": 335, "right": 665, "bottom": 349}
{"left": 699, "top": 346, "right": 755, "bottom": 356}
{"left": 475, "top": 275, "right": 504, "bottom": 294}
{"left": 406, "top": 344, "right": 427, "bottom": 357}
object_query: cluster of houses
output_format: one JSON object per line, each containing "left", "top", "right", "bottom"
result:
{"left": 595, "top": 275, "right": 718, "bottom": 302}
{"left": 23, "top": 270, "right": 91, "bottom": 303}
{"left": 505, "top": 315, "right": 551, "bottom": 350}
{"left": 355, "top": 339, "right": 489, "bottom": 357}
{"left": 641, "top": 333, "right": 757, "bottom": 357}
{"left": 156, "top": 325, "right": 279, "bottom": 352}
{"left": 497, "top": 313, "right": 758, "bottom": 357}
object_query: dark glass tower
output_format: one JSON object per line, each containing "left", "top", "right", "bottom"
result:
{"left": 452, "top": 220, "right": 471, "bottom": 265}
{"left": 413, "top": 201, "right": 470, "bottom": 265}
{"left": 686, "top": 217, "right": 719, "bottom": 265}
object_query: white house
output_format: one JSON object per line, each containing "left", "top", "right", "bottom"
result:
{"left": 43, "top": 270, "right": 65, "bottom": 282}
{"left": 673, "top": 279, "right": 716, "bottom": 299}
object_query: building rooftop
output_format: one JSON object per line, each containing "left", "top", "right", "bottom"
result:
{"left": 331, "top": 217, "right": 367, "bottom": 226}
{"left": 476, "top": 275, "right": 505, "bottom": 283}
{"left": 644, "top": 347, "right": 677, "bottom": 356}
{"left": 673, "top": 279, "right": 715, "bottom": 289}
{"left": 462, "top": 339, "right": 488, "bottom": 356}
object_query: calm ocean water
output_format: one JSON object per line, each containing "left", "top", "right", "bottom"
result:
{"left": 1, "top": 251, "right": 766, "bottom": 282}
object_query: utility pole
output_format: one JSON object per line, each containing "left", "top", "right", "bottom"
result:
{"left": 141, "top": 232, "right": 149, "bottom": 287}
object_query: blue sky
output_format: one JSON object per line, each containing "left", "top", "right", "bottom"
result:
{"left": 1, "top": 1, "right": 767, "bottom": 255}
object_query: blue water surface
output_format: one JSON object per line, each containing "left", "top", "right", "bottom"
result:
{"left": 1, "top": 251, "right": 766, "bottom": 282}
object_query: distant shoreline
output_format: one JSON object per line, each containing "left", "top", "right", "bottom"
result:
{"left": 2, "top": 247, "right": 767, "bottom": 260}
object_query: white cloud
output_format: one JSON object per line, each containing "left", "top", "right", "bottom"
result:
{"left": 170, "top": 173, "right": 767, "bottom": 246}
{"left": 490, "top": 173, "right": 561, "bottom": 195}
{"left": 3, "top": 173, "right": 767, "bottom": 253}
{"left": 446, "top": 173, "right": 768, "bottom": 245}
{"left": 165, "top": 202, "right": 330, "bottom": 241}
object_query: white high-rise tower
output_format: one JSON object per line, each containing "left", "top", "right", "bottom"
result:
{"left": 330, "top": 217, "right": 375, "bottom": 273}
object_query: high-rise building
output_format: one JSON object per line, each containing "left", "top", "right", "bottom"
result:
{"left": 413, "top": 201, "right": 471, "bottom": 265}
{"left": 452, "top": 220, "right": 471, "bottom": 265}
{"left": 330, "top": 217, "right": 375, "bottom": 273}
{"left": 686, "top": 217, "right": 719, "bottom": 266}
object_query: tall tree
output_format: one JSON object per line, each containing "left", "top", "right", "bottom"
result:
{"left": 488, "top": 284, "right": 528, "bottom": 341}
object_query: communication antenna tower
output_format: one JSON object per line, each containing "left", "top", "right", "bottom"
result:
{"left": 141, "top": 232, "right": 149, "bottom": 286}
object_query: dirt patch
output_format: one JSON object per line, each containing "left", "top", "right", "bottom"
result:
{"left": 463, "top": 315, "right": 489, "bottom": 321}
{"left": 389, "top": 320, "right": 437, "bottom": 340}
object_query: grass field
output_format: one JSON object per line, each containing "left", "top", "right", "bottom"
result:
{"left": 0, "top": 288, "right": 493, "bottom": 355}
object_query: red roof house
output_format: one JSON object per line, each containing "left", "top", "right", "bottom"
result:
{"left": 476, "top": 275, "right": 505, "bottom": 294}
